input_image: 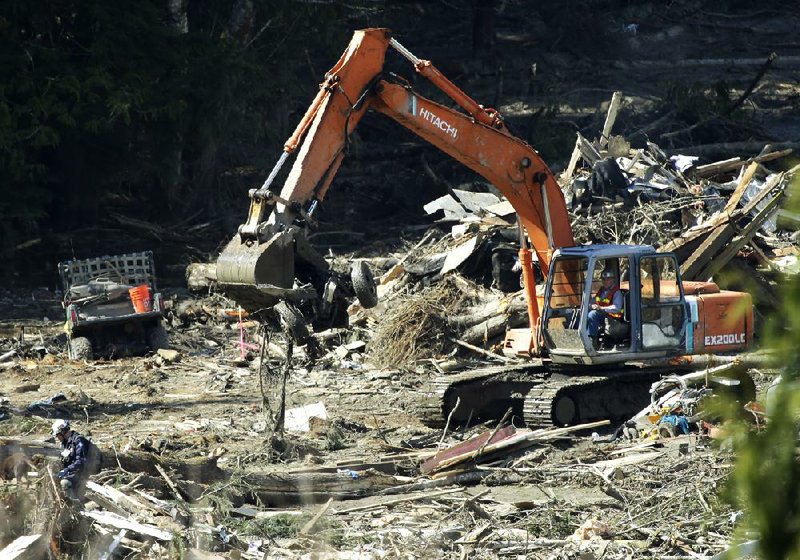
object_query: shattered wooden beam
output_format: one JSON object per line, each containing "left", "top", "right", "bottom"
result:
{"left": 82, "top": 510, "right": 173, "bottom": 541}
{"left": 696, "top": 188, "right": 786, "bottom": 280}
{"left": 560, "top": 135, "right": 583, "bottom": 186}
{"left": 680, "top": 223, "right": 737, "bottom": 280}
{"left": 422, "top": 426, "right": 516, "bottom": 474}
{"left": 577, "top": 132, "right": 601, "bottom": 165}
{"left": 693, "top": 148, "right": 793, "bottom": 179}
{"left": 0, "top": 535, "right": 43, "bottom": 560}
{"left": 665, "top": 171, "right": 784, "bottom": 271}
{"left": 599, "top": 91, "right": 623, "bottom": 150}
{"left": 722, "top": 161, "right": 759, "bottom": 214}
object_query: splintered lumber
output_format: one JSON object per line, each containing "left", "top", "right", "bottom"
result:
{"left": 299, "top": 498, "right": 333, "bottom": 535}
{"left": 0, "top": 535, "right": 42, "bottom": 560}
{"left": 722, "top": 161, "right": 759, "bottom": 214}
{"left": 696, "top": 187, "right": 786, "bottom": 280}
{"left": 693, "top": 148, "right": 793, "bottom": 178}
{"left": 677, "top": 172, "right": 785, "bottom": 280}
{"left": 424, "top": 421, "right": 610, "bottom": 474}
{"left": 422, "top": 426, "right": 517, "bottom": 474}
{"left": 577, "top": 132, "right": 601, "bottom": 166}
{"left": 599, "top": 91, "right": 623, "bottom": 150}
{"left": 590, "top": 450, "right": 664, "bottom": 470}
{"left": 450, "top": 338, "right": 514, "bottom": 363}
{"left": 86, "top": 481, "right": 161, "bottom": 515}
{"left": 561, "top": 136, "right": 583, "bottom": 185}
{"left": 333, "top": 487, "right": 465, "bottom": 514}
{"left": 680, "top": 223, "right": 737, "bottom": 280}
{"left": 155, "top": 463, "right": 187, "bottom": 503}
{"left": 82, "top": 510, "right": 173, "bottom": 541}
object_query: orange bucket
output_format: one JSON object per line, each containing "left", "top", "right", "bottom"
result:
{"left": 128, "top": 285, "right": 152, "bottom": 313}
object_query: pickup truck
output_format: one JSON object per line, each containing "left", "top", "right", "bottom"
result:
{"left": 58, "top": 251, "right": 169, "bottom": 360}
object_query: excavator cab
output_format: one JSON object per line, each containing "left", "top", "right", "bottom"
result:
{"left": 541, "top": 245, "right": 689, "bottom": 365}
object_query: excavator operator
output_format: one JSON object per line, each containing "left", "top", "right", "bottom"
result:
{"left": 587, "top": 269, "right": 623, "bottom": 349}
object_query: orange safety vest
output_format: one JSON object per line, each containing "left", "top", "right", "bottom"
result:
{"left": 595, "top": 286, "right": 623, "bottom": 319}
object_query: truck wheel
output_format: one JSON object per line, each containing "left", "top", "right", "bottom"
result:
{"left": 351, "top": 261, "right": 378, "bottom": 309}
{"left": 274, "top": 301, "right": 310, "bottom": 344}
{"left": 68, "top": 337, "right": 93, "bottom": 361}
{"left": 147, "top": 324, "right": 170, "bottom": 351}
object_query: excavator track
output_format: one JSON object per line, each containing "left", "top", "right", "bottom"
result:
{"left": 418, "top": 363, "right": 690, "bottom": 430}
{"left": 522, "top": 367, "right": 679, "bottom": 429}
{"left": 416, "top": 362, "right": 548, "bottom": 428}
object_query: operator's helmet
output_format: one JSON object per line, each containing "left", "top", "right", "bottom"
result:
{"left": 51, "top": 419, "right": 70, "bottom": 437}
{"left": 600, "top": 269, "right": 615, "bottom": 279}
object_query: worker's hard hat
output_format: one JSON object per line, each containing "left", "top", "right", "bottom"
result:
{"left": 600, "top": 270, "right": 615, "bottom": 279}
{"left": 51, "top": 419, "right": 70, "bottom": 436}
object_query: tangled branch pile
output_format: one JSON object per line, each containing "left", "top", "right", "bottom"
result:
{"left": 570, "top": 195, "right": 721, "bottom": 247}
{"left": 369, "top": 277, "right": 468, "bottom": 368}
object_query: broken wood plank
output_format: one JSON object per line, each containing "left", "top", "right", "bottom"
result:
{"left": 599, "top": 91, "right": 623, "bottom": 150}
{"left": 561, "top": 135, "right": 583, "bottom": 186}
{"left": 577, "top": 132, "right": 601, "bottom": 166}
{"left": 696, "top": 188, "right": 786, "bottom": 280}
{"left": 0, "top": 535, "right": 42, "bottom": 560}
{"left": 429, "top": 421, "right": 611, "bottom": 474}
{"left": 333, "top": 487, "right": 465, "bottom": 514}
{"left": 680, "top": 222, "right": 737, "bottom": 281}
{"left": 449, "top": 337, "right": 515, "bottom": 363}
{"left": 240, "top": 469, "right": 399, "bottom": 506}
{"left": 155, "top": 463, "right": 187, "bottom": 503}
{"left": 693, "top": 149, "right": 793, "bottom": 178}
{"left": 722, "top": 161, "right": 759, "bottom": 214}
{"left": 422, "top": 426, "right": 517, "bottom": 474}
{"left": 82, "top": 510, "right": 173, "bottom": 541}
{"left": 692, "top": 157, "right": 741, "bottom": 178}
{"left": 590, "top": 450, "right": 664, "bottom": 469}
{"left": 299, "top": 498, "right": 333, "bottom": 535}
{"left": 86, "top": 481, "right": 161, "bottom": 515}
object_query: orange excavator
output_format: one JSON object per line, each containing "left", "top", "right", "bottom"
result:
{"left": 217, "top": 29, "right": 754, "bottom": 427}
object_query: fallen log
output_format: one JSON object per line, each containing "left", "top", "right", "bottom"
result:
{"left": 239, "top": 469, "right": 400, "bottom": 507}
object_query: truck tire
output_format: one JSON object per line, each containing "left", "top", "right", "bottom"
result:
{"left": 68, "top": 337, "right": 93, "bottom": 361}
{"left": 147, "top": 324, "right": 170, "bottom": 351}
{"left": 274, "top": 301, "right": 310, "bottom": 344}
{"left": 351, "top": 261, "right": 378, "bottom": 309}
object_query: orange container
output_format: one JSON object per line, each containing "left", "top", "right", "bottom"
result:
{"left": 128, "top": 285, "right": 152, "bottom": 313}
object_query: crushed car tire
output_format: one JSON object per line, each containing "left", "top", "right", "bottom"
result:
{"left": 147, "top": 324, "right": 170, "bottom": 351}
{"left": 68, "top": 337, "right": 93, "bottom": 361}
{"left": 351, "top": 261, "right": 378, "bottom": 309}
{"left": 274, "top": 301, "right": 310, "bottom": 344}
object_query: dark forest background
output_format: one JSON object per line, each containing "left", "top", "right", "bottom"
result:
{"left": 1, "top": 0, "right": 795, "bottom": 289}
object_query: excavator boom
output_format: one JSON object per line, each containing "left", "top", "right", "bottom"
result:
{"left": 217, "top": 28, "right": 572, "bottom": 340}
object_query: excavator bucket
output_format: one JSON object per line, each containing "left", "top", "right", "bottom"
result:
{"left": 215, "top": 230, "right": 299, "bottom": 315}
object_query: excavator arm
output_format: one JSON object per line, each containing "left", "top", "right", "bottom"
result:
{"left": 217, "top": 28, "right": 574, "bottom": 345}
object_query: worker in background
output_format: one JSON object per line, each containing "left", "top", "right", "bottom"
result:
{"left": 52, "top": 419, "right": 91, "bottom": 502}
{"left": 587, "top": 269, "right": 623, "bottom": 350}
